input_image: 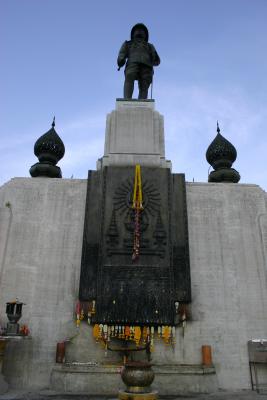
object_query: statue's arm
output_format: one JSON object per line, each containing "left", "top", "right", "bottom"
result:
{"left": 117, "top": 41, "right": 128, "bottom": 68}
{"left": 150, "top": 44, "right": 160, "bottom": 66}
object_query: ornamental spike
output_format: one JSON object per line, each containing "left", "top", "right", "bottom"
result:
{"left": 217, "top": 120, "right": 220, "bottom": 134}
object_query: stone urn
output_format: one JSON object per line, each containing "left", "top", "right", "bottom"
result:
{"left": 6, "top": 302, "right": 23, "bottom": 324}
{"left": 121, "top": 361, "right": 155, "bottom": 393}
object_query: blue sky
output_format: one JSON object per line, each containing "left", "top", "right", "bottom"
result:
{"left": 1, "top": 0, "right": 267, "bottom": 189}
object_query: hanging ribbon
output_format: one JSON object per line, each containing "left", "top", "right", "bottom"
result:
{"left": 132, "top": 165, "right": 143, "bottom": 261}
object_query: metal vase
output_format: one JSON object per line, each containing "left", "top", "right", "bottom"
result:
{"left": 121, "top": 361, "right": 155, "bottom": 394}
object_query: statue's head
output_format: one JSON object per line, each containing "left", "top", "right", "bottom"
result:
{"left": 131, "top": 23, "right": 149, "bottom": 42}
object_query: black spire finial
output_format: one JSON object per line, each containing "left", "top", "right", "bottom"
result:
{"left": 206, "top": 123, "right": 240, "bottom": 183}
{"left": 52, "top": 116, "right": 55, "bottom": 128}
{"left": 217, "top": 121, "right": 220, "bottom": 134}
{"left": 29, "top": 120, "right": 65, "bottom": 178}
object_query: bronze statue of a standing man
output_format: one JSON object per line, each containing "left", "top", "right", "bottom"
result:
{"left": 117, "top": 23, "right": 160, "bottom": 99}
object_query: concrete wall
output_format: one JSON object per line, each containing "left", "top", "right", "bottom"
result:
{"left": 185, "top": 182, "right": 267, "bottom": 389}
{"left": 0, "top": 178, "right": 87, "bottom": 389}
{"left": 0, "top": 178, "right": 266, "bottom": 391}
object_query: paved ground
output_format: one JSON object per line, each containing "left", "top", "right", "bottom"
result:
{"left": 1, "top": 390, "right": 267, "bottom": 400}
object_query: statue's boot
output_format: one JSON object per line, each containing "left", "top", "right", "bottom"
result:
{"left": 124, "top": 80, "right": 134, "bottom": 99}
{"left": 138, "top": 80, "right": 150, "bottom": 99}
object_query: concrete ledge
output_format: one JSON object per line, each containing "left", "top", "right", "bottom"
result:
{"left": 51, "top": 364, "right": 217, "bottom": 395}
{"left": 153, "top": 364, "right": 216, "bottom": 375}
{"left": 51, "top": 364, "right": 122, "bottom": 395}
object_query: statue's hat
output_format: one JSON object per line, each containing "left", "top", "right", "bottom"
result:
{"left": 131, "top": 23, "right": 149, "bottom": 41}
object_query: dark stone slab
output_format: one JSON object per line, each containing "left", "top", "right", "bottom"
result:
{"left": 79, "top": 167, "right": 191, "bottom": 326}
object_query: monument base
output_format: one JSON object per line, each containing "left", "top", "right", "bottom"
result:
{"left": 97, "top": 99, "right": 171, "bottom": 170}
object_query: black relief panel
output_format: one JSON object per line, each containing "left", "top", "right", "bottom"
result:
{"left": 79, "top": 167, "right": 191, "bottom": 325}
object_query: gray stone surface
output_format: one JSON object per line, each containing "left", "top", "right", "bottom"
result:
{"left": 97, "top": 100, "right": 171, "bottom": 169}
{"left": 0, "top": 178, "right": 266, "bottom": 394}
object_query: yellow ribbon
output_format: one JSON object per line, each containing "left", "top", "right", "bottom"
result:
{"left": 132, "top": 165, "right": 143, "bottom": 210}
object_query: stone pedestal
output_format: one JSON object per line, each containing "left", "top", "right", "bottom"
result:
{"left": 97, "top": 99, "right": 171, "bottom": 169}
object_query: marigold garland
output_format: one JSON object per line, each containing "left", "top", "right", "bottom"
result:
{"left": 132, "top": 165, "right": 143, "bottom": 261}
{"left": 90, "top": 324, "right": 177, "bottom": 349}
{"left": 134, "top": 326, "right": 142, "bottom": 345}
{"left": 93, "top": 324, "right": 100, "bottom": 339}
